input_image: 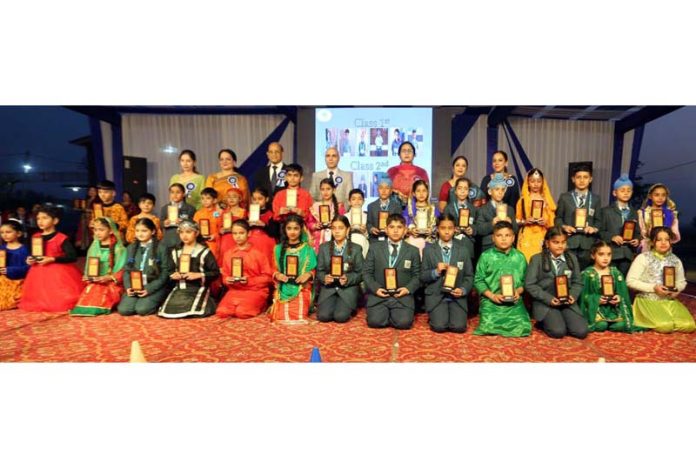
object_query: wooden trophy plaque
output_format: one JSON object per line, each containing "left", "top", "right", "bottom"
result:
{"left": 500, "top": 274, "right": 515, "bottom": 303}
{"left": 442, "top": 265, "right": 459, "bottom": 293}
{"left": 167, "top": 205, "right": 179, "bottom": 224}
{"left": 31, "top": 237, "right": 44, "bottom": 259}
{"left": 350, "top": 207, "right": 362, "bottom": 227}
{"left": 92, "top": 203, "right": 104, "bottom": 219}
{"left": 330, "top": 255, "right": 343, "bottom": 280}
{"left": 601, "top": 274, "right": 615, "bottom": 299}
{"left": 384, "top": 268, "right": 398, "bottom": 295}
{"left": 199, "top": 219, "right": 211, "bottom": 237}
{"left": 622, "top": 220, "right": 636, "bottom": 242}
{"left": 651, "top": 208, "right": 664, "bottom": 228}
{"left": 319, "top": 205, "right": 331, "bottom": 227}
{"left": 531, "top": 199, "right": 544, "bottom": 220}
{"left": 179, "top": 253, "right": 191, "bottom": 274}
{"left": 496, "top": 203, "right": 508, "bottom": 221}
{"left": 87, "top": 256, "right": 100, "bottom": 278}
{"left": 130, "top": 271, "right": 144, "bottom": 291}
{"left": 378, "top": 211, "right": 389, "bottom": 231}
{"left": 285, "top": 255, "right": 299, "bottom": 281}
{"left": 249, "top": 204, "right": 260, "bottom": 223}
{"left": 663, "top": 266, "right": 676, "bottom": 291}
{"left": 286, "top": 189, "right": 297, "bottom": 209}
{"left": 555, "top": 275, "right": 570, "bottom": 304}
{"left": 574, "top": 208, "right": 588, "bottom": 232}
{"left": 231, "top": 257, "right": 243, "bottom": 281}
{"left": 458, "top": 208, "right": 470, "bottom": 229}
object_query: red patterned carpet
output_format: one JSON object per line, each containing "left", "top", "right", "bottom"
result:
{"left": 1, "top": 297, "right": 695, "bottom": 362}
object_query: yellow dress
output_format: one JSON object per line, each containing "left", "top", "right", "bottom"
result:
{"left": 515, "top": 176, "right": 556, "bottom": 263}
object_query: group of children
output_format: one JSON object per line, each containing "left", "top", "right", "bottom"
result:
{"left": 0, "top": 160, "right": 693, "bottom": 339}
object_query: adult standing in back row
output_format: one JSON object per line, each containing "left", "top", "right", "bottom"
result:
{"left": 252, "top": 142, "right": 288, "bottom": 204}
{"left": 310, "top": 146, "right": 354, "bottom": 205}
{"left": 205, "top": 149, "right": 251, "bottom": 209}
{"left": 480, "top": 150, "right": 520, "bottom": 209}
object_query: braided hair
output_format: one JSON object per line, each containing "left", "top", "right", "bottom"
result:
{"left": 330, "top": 215, "right": 352, "bottom": 266}
{"left": 94, "top": 217, "right": 117, "bottom": 274}
{"left": 319, "top": 178, "right": 340, "bottom": 219}
{"left": 279, "top": 214, "right": 305, "bottom": 274}
{"left": 541, "top": 226, "right": 575, "bottom": 273}
{"left": 133, "top": 217, "right": 161, "bottom": 277}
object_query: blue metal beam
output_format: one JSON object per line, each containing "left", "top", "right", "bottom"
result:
{"left": 487, "top": 106, "right": 515, "bottom": 127}
{"left": 615, "top": 106, "right": 681, "bottom": 133}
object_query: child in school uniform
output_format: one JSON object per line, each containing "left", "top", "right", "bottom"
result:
{"left": 125, "top": 192, "right": 163, "bottom": 244}
{"left": 269, "top": 214, "right": 317, "bottom": 324}
{"left": 598, "top": 174, "right": 641, "bottom": 276}
{"left": 444, "top": 177, "right": 477, "bottom": 260}
{"left": 248, "top": 187, "right": 280, "bottom": 261}
{"left": 118, "top": 217, "right": 173, "bottom": 316}
{"left": 626, "top": 226, "right": 695, "bottom": 333}
{"left": 271, "top": 164, "right": 313, "bottom": 224}
{"left": 404, "top": 179, "right": 437, "bottom": 258}
{"left": 364, "top": 213, "right": 421, "bottom": 330}
{"left": 346, "top": 188, "right": 369, "bottom": 258}
{"left": 638, "top": 183, "right": 680, "bottom": 252}
{"left": 315, "top": 215, "right": 364, "bottom": 323}
{"left": 473, "top": 221, "right": 530, "bottom": 337}
{"left": 515, "top": 168, "right": 556, "bottom": 263}
{"left": 160, "top": 183, "right": 197, "bottom": 249}
{"left": 525, "top": 227, "right": 588, "bottom": 339}
{"left": 217, "top": 219, "right": 274, "bottom": 319}
{"left": 420, "top": 213, "right": 474, "bottom": 333}
{"left": 579, "top": 240, "right": 641, "bottom": 333}
{"left": 193, "top": 187, "right": 223, "bottom": 262}
{"left": 70, "top": 218, "right": 127, "bottom": 316}
{"left": 554, "top": 163, "right": 601, "bottom": 270}
{"left": 91, "top": 179, "right": 129, "bottom": 239}
{"left": 308, "top": 178, "right": 345, "bottom": 252}
{"left": 366, "top": 177, "right": 403, "bottom": 244}
{"left": 19, "top": 205, "right": 84, "bottom": 312}
{"left": 475, "top": 173, "right": 518, "bottom": 253}
{"left": 0, "top": 219, "right": 29, "bottom": 310}
{"left": 158, "top": 220, "right": 220, "bottom": 319}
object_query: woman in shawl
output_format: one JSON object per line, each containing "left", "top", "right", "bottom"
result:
{"left": 515, "top": 168, "right": 556, "bottom": 262}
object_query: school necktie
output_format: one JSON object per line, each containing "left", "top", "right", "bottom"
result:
{"left": 389, "top": 243, "right": 398, "bottom": 265}
{"left": 329, "top": 171, "right": 335, "bottom": 186}
{"left": 442, "top": 245, "right": 451, "bottom": 264}
{"left": 578, "top": 194, "right": 586, "bottom": 208}
{"left": 620, "top": 207, "right": 630, "bottom": 222}
{"left": 553, "top": 257, "right": 564, "bottom": 273}
{"left": 271, "top": 165, "right": 278, "bottom": 188}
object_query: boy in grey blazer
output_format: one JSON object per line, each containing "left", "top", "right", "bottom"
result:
{"left": 315, "top": 215, "right": 364, "bottom": 323}
{"left": 599, "top": 174, "right": 640, "bottom": 276}
{"left": 525, "top": 227, "right": 588, "bottom": 339}
{"left": 364, "top": 213, "right": 421, "bottom": 329}
{"left": 420, "top": 213, "right": 474, "bottom": 333}
{"left": 475, "top": 173, "right": 518, "bottom": 252}
{"left": 554, "top": 164, "right": 601, "bottom": 270}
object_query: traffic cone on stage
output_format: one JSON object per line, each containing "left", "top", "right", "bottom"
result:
{"left": 129, "top": 340, "right": 147, "bottom": 363}
{"left": 597, "top": 357, "right": 606, "bottom": 363}
{"left": 309, "top": 347, "right": 322, "bottom": 363}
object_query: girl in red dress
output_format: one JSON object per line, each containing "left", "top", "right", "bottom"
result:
{"left": 19, "top": 205, "right": 84, "bottom": 312}
{"left": 217, "top": 219, "right": 274, "bottom": 318}
{"left": 248, "top": 187, "right": 279, "bottom": 261}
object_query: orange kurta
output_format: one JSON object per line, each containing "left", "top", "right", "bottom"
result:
{"left": 217, "top": 244, "right": 274, "bottom": 318}
{"left": 194, "top": 206, "right": 223, "bottom": 261}
{"left": 91, "top": 202, "right": 129, "bottom": 238}
{"left": 125, "top": 213, "right": 164, "bottom": 244}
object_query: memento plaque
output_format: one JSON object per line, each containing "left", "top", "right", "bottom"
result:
{"left": 0, "top": 250, "right": 6, "bottom": 270}
{"left": 384, "top": 268, "right": 398, "bottom": 294}
{"left": 622, "top": 220, "right": 636, "bottom": 241}
{"left": 458, "top": 208, "right": 470, "bottom": 228}
{"left": 179, "top": 253, "right": 191, "bottom": 274}
{"left": 199, "top": 219, "right": 210, "bottom": 237}
{"left": 319, "top": 204, "right": 331, "bottom": 226}
{"left": 223, "top": 212, "right": 233, "bottom": 230}
{"left": 330, "top": 255, "right": 343, "bottom": 277}
{"left": 531, "top": 199, "right": 544, "bottom": 220}
{"left": 574, "top": 208, "right": 587, "bottom": 231}
{"left": 130, "top": 271, "right": 144, "bottom": 291}
{"left": 500, "top": 274, "right": 515, "bottom": 302}
{"left": 167, "top": 205, "right": 178, "bottom": 224}
{"left": 496, "top": 203, "right": 508, "bottom": 221}
{"left": 442, "top": 266, "right": 459, "bottom": 292}
{"left": 651, "top": 208, "right": 664, "bottom": 228}
{"left": 93, "top": 203, "right": 104, "bottom": 219}
{"left": 601, "top": 274, "right": 615, "bottom": 298}
{"left": 31, "top": 237, "right": 44, "bottom": 258}
{"left": 249, "top": 204, "right": 260, "bottom": 223}
{"left": 232, "top": 257, "right": 243, "bottom": 280}
{"left": 285, "top": 255, "right": 299, "bottom": 279}
{"left": 286, "top": 189, "right": 297, "bottom": 208}
{"left": 555, "top": 275, "right": 569, "bottom": 304}
{"left": 663, "top": 266, "right": 676, "bottom": 291}
{"left": 378, "top": 211, "right": 389, "bottom": 231}
{"left": 87, "top": 256, "right": 100, "bottom": 278}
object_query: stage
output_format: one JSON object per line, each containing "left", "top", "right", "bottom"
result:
{"left": 2, "top": 300, "right": 695, "bottom": 362}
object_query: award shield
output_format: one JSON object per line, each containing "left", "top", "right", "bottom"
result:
{"left": 458, "top": 208, "right": 470, "bottom": 229}
{"left": 249, "top": 204, "right": 261, "bottom": 223}
{"left": 285, "top": 254, "right": 299, "bottom": 281}
{"left": 92, "top": 203, "right": 104, "bottom": 219}
{"left": 378, "top": 211, "right": 389, "bottom": 231}
{"left": 601, "top": 274, "right": 615, "bottom": 299}
{"left": 622, "top": 220, "right": 636, "bottom": 241}
{"left": 555, "top": 275, "right": 570, "bottom": 304}
{"left": 330, "top": 255, "right": 343, "bottom": 282}
{"left": 167, "top": 205, "right": 178, "bottom": 224}
{"left": 384, "top": 268, "right": 398, "bottom": 295}
{"left": 651, "top": 208, "right": 664, "bottom": 228}
{"left": 87, "top": 256, "right": 100, "bottom": 278}
{"left": 442, "top": 265, "right": 459, "bottom": 293}
{"left": 199, "top": 219, "right": 211, "bottom": 237}
{"left": 500, "top": 274, "right": 515, "bottom": 303}
{"left": 319, "top": 204, "right": 331, "bottom": 228}
{"left": 574, "top": 208, "right": 588, "bottom": 232}
{"left": 531, "top": 199, "right": 544, "bottom": 220}
{"left": 286, "top": 189, "right": 297, "bottom": 209}
{"left": 231, "top": 257, "right": 243, "bottom": 282}
{"left": 130, "top": 271, "right": 144, "bottom": 291}
{"left": 31, "top": 237, "right": 44, "bottom": 259}
{"left": 223, "top": 212, "right": 232, "bottom": 230}
{"left": 663, "top": 266, "right": 676, "bottom": 291}
{"left": 178, "top": 253, "right": 191, "bottom": 274}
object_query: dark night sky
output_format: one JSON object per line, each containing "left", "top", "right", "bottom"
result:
{"left": 0, "top": 106, "right": 693, "bottom": 222}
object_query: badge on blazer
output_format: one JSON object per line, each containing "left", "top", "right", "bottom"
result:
{"left": 213, "top": 211, "right": 220, "bottom": 218}
{"left": 335, "top": 176, "right": 343, "bottom": 185}
{"left": 589, "top": 208, "right": 595, "bottom": 216}
{"left": 564, "top": 269, "right": 572, "bottom": 278}
{"left": 227, "top": 176, "right": 238, "bottom": 186}
{"left": 404, "top": 260, "right": 412, "bottom": 269}
{"left": 343, "top": 262, "right": 350, "bottom": 272}
{"left": 457, "top": 261, "right": 464, "bottom": 269}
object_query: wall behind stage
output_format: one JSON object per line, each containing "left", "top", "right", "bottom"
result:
{"left": 121, "top": 113, "right": 294, "bottom": 206}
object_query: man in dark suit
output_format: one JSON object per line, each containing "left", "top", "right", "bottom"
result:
{"left": 252, "top": 141, "right": 288, "bottom": 203}
{"left": 363, "top": 213, "right": 421, "bottom": 329}
{"left": 599, "top": 175, "right": 640, "bottom": 276}
{"left": 554, "top": 164, "right": 601, "bottom": 271}
{"left": 420, "top": 214, "right": 474, "bottom": 333}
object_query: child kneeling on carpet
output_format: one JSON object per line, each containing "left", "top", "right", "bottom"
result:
{"left": 315, "top": 215, "right": 364, "bottom": 323}
{"left": 19, "top": 205, "right": 84, "bottom": 313}
{"left": 0, "top": 219, "right": 29, "bottom": 311}
{"left": 473, "top": 221, "right": 530, "bottom": 337}
{"left": 420, "top": 213, "right": 474, "bottom": 333}
{"left": 158, "top": 220, "right": 220, "bottom": 319}
{"left": 364, "top": 213, "right": 421, "bottom": 329}
{"left": 626, "top": 226, "right": 695, "bottom": 333}
{"left": 71, "top": 218, "right": 127, "bottom": 316}
{"left": 217, "top": 219, "right": 274, "bottom": 319}
{"left": 269, "top": 214, "right": 317, "bottom": 324}
{"left": 525, "top": 227, "right": 587, "bottom": 339}
{"left": 579, "top": 240, "right": 641, "bottom": 333}
{"left": 118, "top": 218, "right": 173, "bottom": 316}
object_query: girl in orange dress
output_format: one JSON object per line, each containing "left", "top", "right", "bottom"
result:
{"left": 217, "top": 220, "right": 274, "bottom": 318}
{"left": 516, "top": 168, "right": 556, "bottom": 263}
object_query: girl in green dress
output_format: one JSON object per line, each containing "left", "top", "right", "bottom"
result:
{"left": 579, "top": 240, "right": 641, "bottom": 333}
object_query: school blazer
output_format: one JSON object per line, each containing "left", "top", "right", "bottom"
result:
{"left": 364, "top": 240, "right": 421, "bottom": 308}
{"left": 474, "top": 202, "right": 518, "bottom": 250}
{"left": 444, "top": 202, "right": 478, "bottom": 258}
{"left": 599, "top": 204, "right": 639, "bottom": 261}
{"left": 554, "top": 192, "right": 601, "bottom": 250}
{"left": 122, "top": 242, "right": 173, "bottom": 294}
{"left": 310, "top": 168, "right": 354, "bottom": 205}
{"left": 524, "top": 251, "right": 583, "bottom": 321}
{"left": 419, "top": 239, "right": 474, "bottom": 311}
{"left": 315, "top": 241, "right": 364, "bottom": 306}
{"left": 365, "top": 198, "right": 405, "bottom": 242}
